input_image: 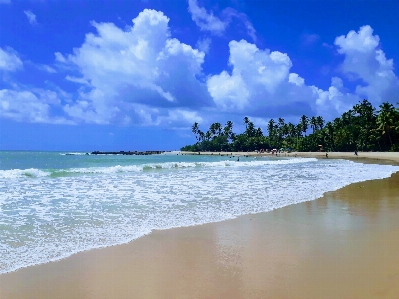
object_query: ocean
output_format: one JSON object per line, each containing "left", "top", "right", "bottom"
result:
{"left": 1, "top": 150, "right": 398, "bottom": 274}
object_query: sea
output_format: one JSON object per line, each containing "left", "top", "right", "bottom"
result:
{"left": 1, "top": 150, "right": 399, "bottom": 274}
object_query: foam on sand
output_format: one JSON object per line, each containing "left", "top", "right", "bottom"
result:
{"left": 0, "top": 158, "right": 398, "bottom": 274}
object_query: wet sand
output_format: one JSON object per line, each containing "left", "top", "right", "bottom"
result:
{"left": 1, "top": 166, "right": 399, "bottom": 298}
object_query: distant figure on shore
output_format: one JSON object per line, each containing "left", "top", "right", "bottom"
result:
{"left": 326, "top": 152, "right": 329, "bottom": 158}
{"left": 354, "top": 150, "right": 358, "bottom": 156}
{"left": 237, "top": 157, "right": 240, "bottom": 161}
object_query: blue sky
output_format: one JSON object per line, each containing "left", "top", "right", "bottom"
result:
{"left": 1, "top": 0, "right": 398, "bottom": 151}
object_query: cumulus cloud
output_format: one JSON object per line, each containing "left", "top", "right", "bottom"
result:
{"left": 334, "top": 25, "right": 399, "bottom": 104}
{"left": 207, "top": 25, "right": 399, "bottom": 121}
{"left": 58, "top": 9, "right": 212, "bottom": 125}
{"left": 0, "top": 88, "right": 73, "bottom": 124}
{"left": 0, "top": 47, "right": 23, "bottom": 72}
{"left": 207, "top": 40, "right": 315, "bottom": 116}
{"left": 24, "top": 10, "right": 37, "bottom": 25}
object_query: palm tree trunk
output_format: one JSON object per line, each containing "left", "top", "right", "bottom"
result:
{"left": 388, "top": 131, "right": 393, "bottom": 147}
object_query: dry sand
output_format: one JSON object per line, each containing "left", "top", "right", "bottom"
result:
{"left": 1, "top": 155, "right": 399, "bottom": 299}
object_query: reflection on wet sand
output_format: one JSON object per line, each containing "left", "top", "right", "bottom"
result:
{"left": 1, "top": 174, "right": 399, "bottom": 299}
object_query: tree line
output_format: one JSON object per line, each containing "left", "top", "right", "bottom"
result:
{"left": 181, "top": 100, "right": 399, "bottom": 152}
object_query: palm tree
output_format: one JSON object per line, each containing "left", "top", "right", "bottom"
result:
{"left": 287, "top": 122, "right": 295, "bottom": 138}
{"left": 295, "top": 123, "right": 303, "bottom": 150}
{"left": 246, "top": 121, "right": 256, "bottom": 137}
{"left": 281, "top": 123, "right": 289, "bottom": 138}
{"left": 214, "top": 122, "right": 222, "bottom": 137}
{"left": 198, "top": 130, "right": 205, "bottom": 142}
{"left": 209, "top": 123, "right": 217, "bottom": 139}
{"left": 325, "top": 122, "right": 335, "bottom": 151}
{"left": 267, "top": 119, "right": 275, "bottom": 137}
{"left": 316, "top": 116, "right": 324, "bottom": 130}
{"left": 310, "top": 116, "right": 317, "bottom": 133}
{"left": 244, "top": 117, "right": 250, "bottom": 129}
{"left": 376, "top": 102, "right": 397, "bottom": 148}
{"left": 256, "top": 127, "right": 263, "bottom": 137}
{"left": 223, "top": 121, "right": 234, "bottom": 140}
{"left": 278, "top": 118, "right": 285, "bottom": 129}
{"left": 300, "top": 115, "right": 309, "bottom": 136}
{"left": 192, "top": 122, "right": 199, "bottom": 142}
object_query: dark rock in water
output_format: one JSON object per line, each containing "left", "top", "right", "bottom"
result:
{"left": 91, "top": 150, "right": 165, "bottom": 155}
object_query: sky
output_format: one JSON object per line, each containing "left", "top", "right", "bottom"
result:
{"left": 1, "top": 0, "right": 399, "bottom": 151}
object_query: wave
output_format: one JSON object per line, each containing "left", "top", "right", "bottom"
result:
{"left": 1, "top": 158, "right": 398, "bottom": 274}
{"left": 0, "top": 168, "right": 50, "bottom": 179}
{"left": 0, "top": 158, "right": 317, "bottom": 178}
{"left": 59, "top": 152, "right": 89, "bottom": 156}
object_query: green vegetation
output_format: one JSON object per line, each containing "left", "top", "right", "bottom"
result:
{"left": 181, "top": 100, "right": 399, "bottom": 152}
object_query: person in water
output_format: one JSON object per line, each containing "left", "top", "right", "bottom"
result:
{"left": 237, "top": 157, "right": 240, "bottom": 161}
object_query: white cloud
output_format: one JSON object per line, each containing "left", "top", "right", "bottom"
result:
{"left": 155, "top": 109, "right": 203, "bottom": 126}
{"left": 65, "top": 75, "right": 90, "bottom": 85}
{"left": 207, "top": 70, "right": 250, "bottom": 110}
{"left": 188, "top": 0, "right": 227, "bottom": 35}
{"left": 312, "top": 79, "right": 359, "bottom": 117}
{"left": 222, "top": 7, "right": 257, "bottom": 42}
{"left": 188, "top": 0, "right": 256, "bottom": 41}
{"left": 288, "top": 73, "right": 305, "bottom": 86}
{"left": 207, "top": 25, "right": 399, "bottom": 121}
{"left": 334, "top": 25, "right": 399, "bottom": 104}
{"left": 24, "top": 10, "right": 37, "bottom": 25}
{"left": 207, "top": 40, "right": 311, "bottom": 114}
{"left": 196, "top": 37, "right": 211, "bottom": 54}
{"left": 60, "top": 9, "right": 212, "bottom": 124}
{"left": 0, "top": 47, "right": 23, "bottom": 72}
{"left": 55, "top": 52, "right": 67, "bottom": 63}
{"left": 25, "top": 61, "right": 57, "bottom": 73}
{"left": 38, "top": 64, "right": 56, "bottom": 73}
{"left": 0, "top": 88, "right": 73, "bottom": 124}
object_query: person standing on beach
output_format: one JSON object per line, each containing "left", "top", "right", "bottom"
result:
{"left": 326, "top": 152, "right": 329, "bottom": 158}
{"left": 354, "top": 150, "right": 358, "bottom": 156}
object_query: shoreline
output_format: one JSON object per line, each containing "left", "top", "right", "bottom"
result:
{"left": 1, "top": 155, "right": 399, "bottom": 298}
{"left": 181, "top": 150, "right": 399, "bottom": 164}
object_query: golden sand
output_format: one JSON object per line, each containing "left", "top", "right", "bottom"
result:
{"left": 1, "top": 157, "right": 399, "bottom": 299}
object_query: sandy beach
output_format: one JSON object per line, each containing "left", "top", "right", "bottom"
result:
{"left": 1, "top": 153, "right": 399, "bottom": 299}
{"left": 182, "top": 151, "right": 399, "bottom": 164}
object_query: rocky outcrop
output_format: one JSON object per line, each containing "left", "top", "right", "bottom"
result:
{"left": 91, "top": 151, "right": 165, "bottom": 155}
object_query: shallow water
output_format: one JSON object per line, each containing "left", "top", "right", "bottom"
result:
{"left": 1, "top": 151, "right": 398, "bottom": 274}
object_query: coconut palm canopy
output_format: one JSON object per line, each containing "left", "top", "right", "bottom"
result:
{"left": 182, "top": 100, "right": 399, "bottom": 152}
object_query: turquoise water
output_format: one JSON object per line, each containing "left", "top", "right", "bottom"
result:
{"left": 1, "top": 150, "right": 398, "bottom": 274}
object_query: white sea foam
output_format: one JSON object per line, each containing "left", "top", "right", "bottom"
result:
{"left": 0, "top": 158, "right": 317, "bottom": 178}
{"left": 59, "top": 152, "right": 89, "bottom": 156}
{"left": 0, "top": 168, "right": 50, "bottom": 179}
{"left": 0, "top": 158, "right": 398, "bottom": 274}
